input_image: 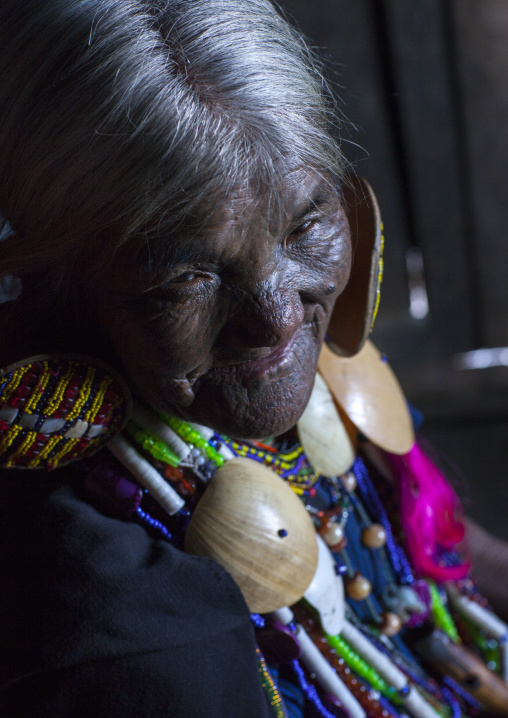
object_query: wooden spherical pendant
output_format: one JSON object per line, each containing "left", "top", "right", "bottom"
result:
{"left": 341, "top": 471, "right": 357, "bottom": 493}
{"left": 362, "top": 524, "right": 387, "bottom": 549}
{"left": 320, "top": 520, "right": 345, "bottom": 550}
{"left": 184, "top": 458, "right": 318, "bottom": 613}
{"left": 379, "top": 611, "right": 402, "bottom": 637}
{"left": 318, "top": 340, "right": 414, "bottom": 455}
{"left": 345, "top": 573, "right": 372, "bottom": 601}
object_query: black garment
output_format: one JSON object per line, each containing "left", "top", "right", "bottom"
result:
{"left": 0, "top": 467, "right": 273, "bottom": 717}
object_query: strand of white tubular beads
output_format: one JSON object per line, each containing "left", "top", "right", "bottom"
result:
{"left": 108, "top": 434, "right": 185, "bottom": 515}
{"left": 340, "top": 621, "right": 441, "bottom": 718}
{"left": 272, "top": 607, "right": 366, "bottom": 718}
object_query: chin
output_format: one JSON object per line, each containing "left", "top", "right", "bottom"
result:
{"left": 181, "top": 361, "right": 317, "bottom": 440}
{"left": 129, "top": 332, "right": 322, "bottom": 439}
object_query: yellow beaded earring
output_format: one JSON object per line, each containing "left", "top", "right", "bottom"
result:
{"left": 0, "top": 355, "right": 131, "bottom": 469}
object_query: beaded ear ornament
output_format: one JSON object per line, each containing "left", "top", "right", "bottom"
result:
{"left": 0, "top": 356, "right": 131, "bottom": 469}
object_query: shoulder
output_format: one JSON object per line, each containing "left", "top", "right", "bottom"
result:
{"left": 0, "top": 467, "right": 270, "bottom": 717}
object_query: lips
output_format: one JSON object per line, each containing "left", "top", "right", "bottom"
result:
{"left": 213, "top": 331, "right": 301, "bottom": 382}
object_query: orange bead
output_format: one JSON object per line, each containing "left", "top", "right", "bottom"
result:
{"left": 345, "top": 572, "right": 372, "bottom": 600}
{"left": 362, "top": 523, "right": 387, "bottom": 549}
{"left": 379, "top": 611, "right": 402, "bottom": 636}
{"left": 164, "top": 465, "right": 183, "bottom": 481}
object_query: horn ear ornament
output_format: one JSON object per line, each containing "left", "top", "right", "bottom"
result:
{"left": 326, "top": 175, "right": 383, "bottom": 358}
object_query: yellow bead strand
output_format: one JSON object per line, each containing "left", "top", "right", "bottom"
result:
{"left": 23, "top": 362, "right": 51, "bottom": 414}
{"left": 0, "top": 367, "right": 27, "bottom": 404}
{"left": 42, "top": 364, "right": 76, "bottom": 415}
{"left": 256, "top": 648, "right": 287, "bottom": 718}
{"left": 0, "top": 424, "right": 22, "bottom": 456}
{"left": 83, "top": 377, "right": 111, "bottom": 423}
{"left": 64, "top": 367, "right": 96, "bottom": 423}
{"left": 5, "top": 430, "right": 38, "bottom": 467}
{"left": 30, "top": 434, "right": 63, "bottom": 466}
{"left": 47, "top": 437, "right": 80, "bottom": 470}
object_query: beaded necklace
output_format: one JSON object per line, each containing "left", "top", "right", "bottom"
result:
{"left": 221, "top": 435, "right": 320, "bottom": 495}
{"left": 3, "top": 359, "right": 506, "bottom": 716}
{"left": 85, "top": 404, "right": 508, "bottom": 718}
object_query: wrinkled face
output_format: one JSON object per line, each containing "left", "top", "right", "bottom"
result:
{"left": 98, "top": 169, "right": 351, "bottom": 438}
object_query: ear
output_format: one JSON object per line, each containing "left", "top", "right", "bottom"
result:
{"left": 326, "top": 175, "right": 383, "bottom": 357}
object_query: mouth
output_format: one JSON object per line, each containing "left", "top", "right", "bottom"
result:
{"left": 213, "top": 331, "right": 302, "bottom": 382}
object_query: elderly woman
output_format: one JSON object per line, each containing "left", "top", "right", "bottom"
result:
{"left": 1, "top": 1, "right": 507, "bottom": 717}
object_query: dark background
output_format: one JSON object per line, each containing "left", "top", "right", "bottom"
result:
{"left": 279, "top": 0, "right": 508, "bottom": 539}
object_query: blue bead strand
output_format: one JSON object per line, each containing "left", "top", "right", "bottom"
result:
{"left": 442, "top": 677, "right": 482, "bottom": 711}
{"left": 290, "top": 659, "right": 337, "bottom": 718}
{"left": 378, "top": 695, "right": 403, "bottom": 717}
{"left": 251, "top": 613, "right": 266, "bottom": 629}
{"left": 135, "top": 506, "right": 173, "bottom": 542}
{"left": 353, "top": 458, "right": 414, "bottom": 585}
{"left": 397, "top": 654, "right": 462, "bottom": 717}
{"left": 441, "top": 687, "right": 462, "bottom": 718}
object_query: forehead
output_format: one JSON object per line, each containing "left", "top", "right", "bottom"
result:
{"left": 183, "top": 168, "right": 335, "bottom": 243}
{"left": 214, "top": 167, "right": 335, "bottom": 229}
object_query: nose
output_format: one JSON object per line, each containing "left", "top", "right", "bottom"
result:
{"left": 218, "top": 283, "right": 305, "bottom": 350}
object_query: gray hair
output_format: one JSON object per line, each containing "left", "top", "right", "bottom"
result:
{"left": 0, "top": 0, "right": 344, "bottom": 286}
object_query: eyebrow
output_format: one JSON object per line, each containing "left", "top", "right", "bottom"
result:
{"left": 291, "top": 183, "right": 338, "bottom": 224}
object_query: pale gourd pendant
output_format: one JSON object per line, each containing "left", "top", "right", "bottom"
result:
{"left": 185, "top": 458, "right": 318, "bottom": 613}
{"left": 318, "top": 340, "right": 414, "bottom": 455}
{"left": 297, "top": 373, "right": 355, "bottom": 476}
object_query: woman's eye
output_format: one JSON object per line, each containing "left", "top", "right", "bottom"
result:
{"left": 287, "top": 218, "right": 318, "bottom": 241}
{"left": 171, "top": 271, "right": 200, "bottom": 284}
{"left": 170, "top": 270, "right": 216, "bottom": 287}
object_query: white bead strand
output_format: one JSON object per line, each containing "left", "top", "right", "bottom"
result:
{"left": 108, "top": 435, "right": 185, "bottom": 515}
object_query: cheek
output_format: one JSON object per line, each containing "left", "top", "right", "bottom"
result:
{"left": 105, "top": 300, "right": 216, "bottom": 379}
{"left": 324, "top": 231, "right": 353, "bottom": 293}
{"left": 295, "top": 232, "right": 352, "bottom": 314}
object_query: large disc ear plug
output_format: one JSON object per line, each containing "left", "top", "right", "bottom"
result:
{"left": 0, "top": 355, "right": 132, "bottom": 469}
{"left": 318, "top": 341, "right": 414, "bottom": 455}
{"left": 326, "top": 175, "right": 383, "bottom": 357}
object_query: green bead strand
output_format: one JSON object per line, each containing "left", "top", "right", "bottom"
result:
{"left": 162, "top": 415, "right": 225, "bottom": 467}
{"left": 125, "top": 422, "right": 181, "bottom": 467}
{"left": 428, "top": 581, "right": 460, "bottom": 643}
{"left": 466, "top": 618, "right": 500, "bottom": 671}
{"left": 326, "top": 633, "right": 400, "bottom": 704}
